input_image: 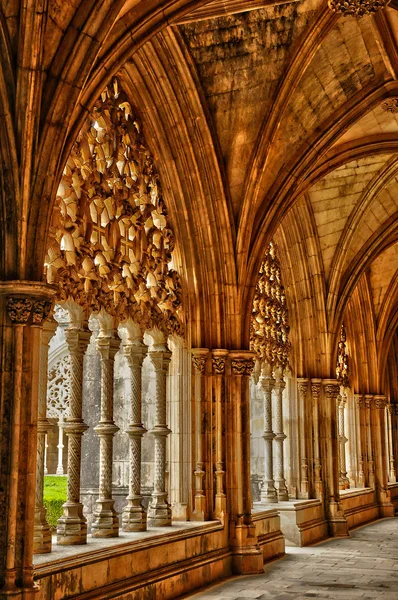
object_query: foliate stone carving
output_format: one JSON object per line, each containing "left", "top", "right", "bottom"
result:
{"left": 311, "top": 382, "right": 321, "bottom": 399}
{"left": 46, "top": 77, "right": 183, "bottom": 335}
{"left": 6, "top": 297, "right": 34, "bottom": 323}
{"left": 32, "top": 300, "right": 53, "bottom": 325}
{"left": 374, "top": 395, "right": 387, "bottom": 409}
{"left": 231, "top": 358, "right": 255, "bottom": 376}
{"left": 212, "top": 354, "right": 227, "bottom": 375}
{"left": 364, "top": 395, "right": 373, "bottom": 409}
{"left": 324, "top": 383, "right": 340, "bottom": 401}
{"left": 336, "top": 324, "right": 349, "bottom": 387}
{"left": 328, "top": 0, "right": 390, "bottom": 18}
{"left": 297, "top": 380, "right": 308, "bottom": 400}
{"left": 250, "top": 242, "right": 290, "bottom": 372}
{"left": 354, "top": 394, "right": 364, "bottom": 408}
{"left": 381, "top": 97, "right": 398, "bottom": 113}
{"left": 192, "top": 353, "right": 208, "bottom": 374}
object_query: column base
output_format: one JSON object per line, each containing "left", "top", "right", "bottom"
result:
{"left": 191, "top": 493, "right": 207, "bottom": 521}
{"left": 275, "top": 480, "right": 289, "bottom": 501}
{"left": 260, "top": 483, "right": 278, "bottom": 503}
{"left": 33, "top": 507, "right": 52, "bottom": 554}
{"left": 91, "top": 499, "right": 119, "bottom": 538}
{"left": 215, "top": 493, "right": 227, "bottom": 520}
{"left": 378, "top": 489, "right": 395, "bottom": 517}
{"left": 56, "top": 502, "right": 87, "bottom": 545}
{"left": 229, "top": 520, "right": 264, "bottom": 575}
{"left": 147, "top": 494, "right": 172, "bottom": 527}
{"left": 327, "top": 501, "right": 349, "bottom": 538}
{"left": 122, "top": 498, "right": 147, "bottom": 532}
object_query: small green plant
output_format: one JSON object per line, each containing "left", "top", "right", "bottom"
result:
{"left": 43, "top": 476, "right": 67, "bottom": 529}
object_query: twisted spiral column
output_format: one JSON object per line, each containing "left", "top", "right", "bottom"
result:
{"left": 57, "top": 326, "right": 90, "bottom": 545}
{"left": 34, "top": 319, "right": 57, "bottom": 554}
{"left": 147, "top": 349, "right": 172, "bottom": 527}
{"left": 91, "top": 332, "right": 120, "bottom": 538}
{"left": 273, "top": 369, "right": 288, "bottom": 500}
{"left": 260, "top": 365, "right": 277, "bottom": 503}
{"left": 338, "top": 394, "right": 350, "bottom": 490}
{"left": 122, "top": 341, "right": 147, "bottom": 531}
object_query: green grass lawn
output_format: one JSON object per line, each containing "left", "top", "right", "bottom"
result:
{"left": 43, "top": 475, "right": 67, "bottom": 529}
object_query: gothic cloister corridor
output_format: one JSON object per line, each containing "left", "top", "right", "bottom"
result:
{"left": 187, "top": 518, "right": 398, "bottom": 600}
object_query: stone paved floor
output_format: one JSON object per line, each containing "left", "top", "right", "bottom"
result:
{"left": 185, "top": 518, "right": 398, "bottom": 599}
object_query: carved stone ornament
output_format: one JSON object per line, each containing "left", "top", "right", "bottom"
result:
{"left": 212, "top": 356, "right": 227, "bottom": 375}
{"left": 354, "top": 394, "right": 364, "bottom": 408}
{"left": 250, "top": 241, "right": 290, "bottom": 371}
{"left": 297, "top": 380, "right": 308, "bottom": 399}
{"left": 192, "top": 355, "right": 207, "bottom": 374}
{"left": 324, "top": 383, "right": 340, "bottom": 400}
{"left": 32, "top": 300, "right": 53, "bottom": 325}
{"left": 381, "top": 97, "right": 398, "bottom": 114}
{"left": 311, "top": 382, "right": 321, "bottom": 399}
{"left": 47, "top": 356, "right": 71, "bottom": 419}
{"left": 45, "top": 77, "right": 183, "bottom": 335}
{"left": 231, "top": 358, "right": 255, "bottom": 376}
{"left": 374, "top": 395, "right": 387, "bottom": 410}
{"left": 336, "top": 324, "right": 349, "bottom": 388}
{"left": 6, "top": 297, "right": 34, "bottom": 324}
{"left": 328, "top": 0, "right": 390, "bottom": 18}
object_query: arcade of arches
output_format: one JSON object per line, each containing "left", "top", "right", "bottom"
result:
{"left": 1, "top": 1, "right": 398, "bottom": 598}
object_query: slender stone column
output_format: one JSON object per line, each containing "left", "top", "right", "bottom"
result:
{"left": 34, "top": 318, "right": 57, "bottom": 554}
{"left": 386, "top": 403, "right": 396, "bottom": 483}
{"left": 228, "top": 352, "right": 263, "bottom": 575}
{"left": 297, "top": 379, "right": 309, "bottom": 498}
{"left": 56, "top": 418, "right": 65, "bottom": 475}
{"left": 338, "top": 393, "right": 349, "bottom": 490}
{"left": 212, "top": 350, "right": 228, "bottom": 518}
{"left": 311, "top": 380, "right": 323, "bottom": 499}
{"left": 191, "top": 349, "right": 210, "bottom": 521}
{"left": 354, "top": 395, "right": 366, "bottom": 488}
{"left": 364, "top": 395, "right": 375, "bottom": 488}
{"left": 147, "top": 341, "right": 172, "bottom": 527}
{"left": 273, "top": 367, "right": 288, "bottom": 500}
{"left": 122, "top": 324, "right": 147, "bottom": 532}
{"left": 0, "top": 282, "right": 54, "bottom": 597}
{"left": 57, "top": 314, "right": 91, "bottom": 545}
{"left": 372, "top": 396, "right": 394, "bottom": 516}
{"left": 260, "top": 363, "right": 277, "bottom": 503}
{"left": 321, "top": 380, "right": 348, "bottom": 537}
{"left": 91, "top": 315, "right": 120, "bottom": 538}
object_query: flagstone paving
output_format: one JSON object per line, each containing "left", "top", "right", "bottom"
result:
{"left": 185, "top": 518, "right": 398, "bottom": 600}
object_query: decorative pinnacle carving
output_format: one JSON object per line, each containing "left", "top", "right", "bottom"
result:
{"left": 6, "top": 297, "right": 52, "bottom": 325}
{"left": 250, "top": 241, "right": 290, "bottom": 372}
{"left": 336, "top": 324, "right": 349, "bottom": 388}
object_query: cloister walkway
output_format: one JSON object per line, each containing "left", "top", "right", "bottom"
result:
{"left": 186, "top": 518, "right": 398, "bottom": 600}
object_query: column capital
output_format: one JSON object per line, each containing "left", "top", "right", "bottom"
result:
{"left": 191, "top": 348, "right": 210, "bottom": 374}
{"left": 97, "top": 333, "right": 120, "bottom": 361}
{"left": 374, "top": 395, "right": 387, "bottom": 409}
{"left": 364, "top": 394, "right": 373, "bottom": 408}
{"left": 229, "top": 350, "right": 256, "bottom": 376}
{"left": 322, "top": 379, "right": 340, "bottom": 400}
{"left": 149, "top": 348, "right": 172, "bottom": 371}
{"left": 65, "top": 327, "right": 91, "bottom": 354}
{"left": 259, "top": 373, "right": 275, "bottom": 393}
{"left": 124, "top": 341, "right": 147, "bottom": 366}
{"left": 297, "top": 378, "right": 309, "bottom": 399}
{"left": 311, "top": 379, "right": 322, "bottom": 399}
{"left": 211, "top": 349, "right": 228, "bottom": 375}
{"left": 354, "top": 394, "right": 364, "bottom": 408}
